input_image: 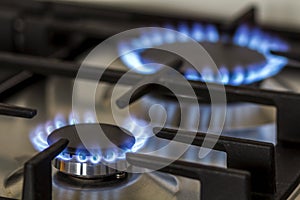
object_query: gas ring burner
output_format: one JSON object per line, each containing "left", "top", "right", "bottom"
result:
{"left": 47, "top": 123, "right": 136, "bottom": 179}
{"left": 118, "top": 23, "right": 289, "bottom": 85}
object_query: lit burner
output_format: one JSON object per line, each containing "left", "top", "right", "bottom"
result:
{"left": 118, "top": 23, "right": 289, "bottom": 85}
{"left": 29, "top": 113, "right": 147, "bottom": 178}
{"left": 48, "top": 124, "right": 134, "bottom": 178}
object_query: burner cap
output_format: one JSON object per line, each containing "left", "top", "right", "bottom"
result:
{"left": 47, "top": 123, "right": 135, "bottom": 178}
{"left": 141, "top": 41, "right": 266, "bottom": 73}
{"left": 48, "top": 123, "right": 135, "bottom": 155}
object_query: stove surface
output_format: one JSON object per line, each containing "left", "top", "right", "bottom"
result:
{"left": 0, "top": 1, "right": 299, "bottom": 199}
{"left": 0, "top": 57, "right": 299, "bottom": 199}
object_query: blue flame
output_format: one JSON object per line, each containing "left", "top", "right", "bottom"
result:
{"left": 192, "top": 23, "right": 205, "bottom": 42}
{"left": 118, "top": 23, "right": 289, "bottom": 85}
{"left": 90, "top": 153, "right": 102, "bottom": 164}
{"left": 121, "top": 117, "right": 150, "bottom": 153}
{"left": 184, "top": 68, "right": 202, "bottom": 81}
{"left": 103, "top": 150, "right": 117, "bottom": 163}
{"left": 59, "top": 152, "right": 72, "bottom": 161}
{"left": 206, "top": 24, "right": 219, "bottom": 43}
{"left": 219, "top": 66, "right": 230, "bottom": 84}
{"left": 231, "top": 66, "right": 245, "bottom": 86}
{"left": 30, "top": 125, "right": 49, "bottom": 152}
{"left": 68, "top": 112, "right": 80, "bottom": 125}
{"left": 77, "top": 151, "right": 88, "bottom": 162}
{"left": 29, "top": 112, "right": 147, "bottom": 164}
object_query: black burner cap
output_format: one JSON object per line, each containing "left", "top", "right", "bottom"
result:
{"left": 141, "top": 42, "right": 266, "bottom": 71}
{"left": 47, "top": 123, "right": 135, "bottom": 155}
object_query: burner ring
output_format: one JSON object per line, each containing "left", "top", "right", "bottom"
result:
{"left": 53, "top": 157, "right": 127, "bottom": 178}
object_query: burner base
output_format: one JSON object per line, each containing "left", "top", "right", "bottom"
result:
{"left": 53, "top": 172, "right": 139, "bottom": 191}
{"left": 53, "top": 157, "right": 128, "bottom": 179}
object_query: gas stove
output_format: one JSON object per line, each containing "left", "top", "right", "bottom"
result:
{"left": 0, "top": 1, "right": 300, "bottom": 200}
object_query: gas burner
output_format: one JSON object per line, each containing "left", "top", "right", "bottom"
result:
{"left": 140, "top": 42, "right": 267, "bottom": 85}
{"left": 47, "top": 123, "right": 134, "bottom": 178}
{"left": 29, "top": 113, "right": 147, "bottom": 179}
{"left": 118, "top": 24, "right": 289, "bottom": 85}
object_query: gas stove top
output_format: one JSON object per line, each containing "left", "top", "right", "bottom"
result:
{"left": 0, "top": 1, "right": 300, "bottom": 200}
